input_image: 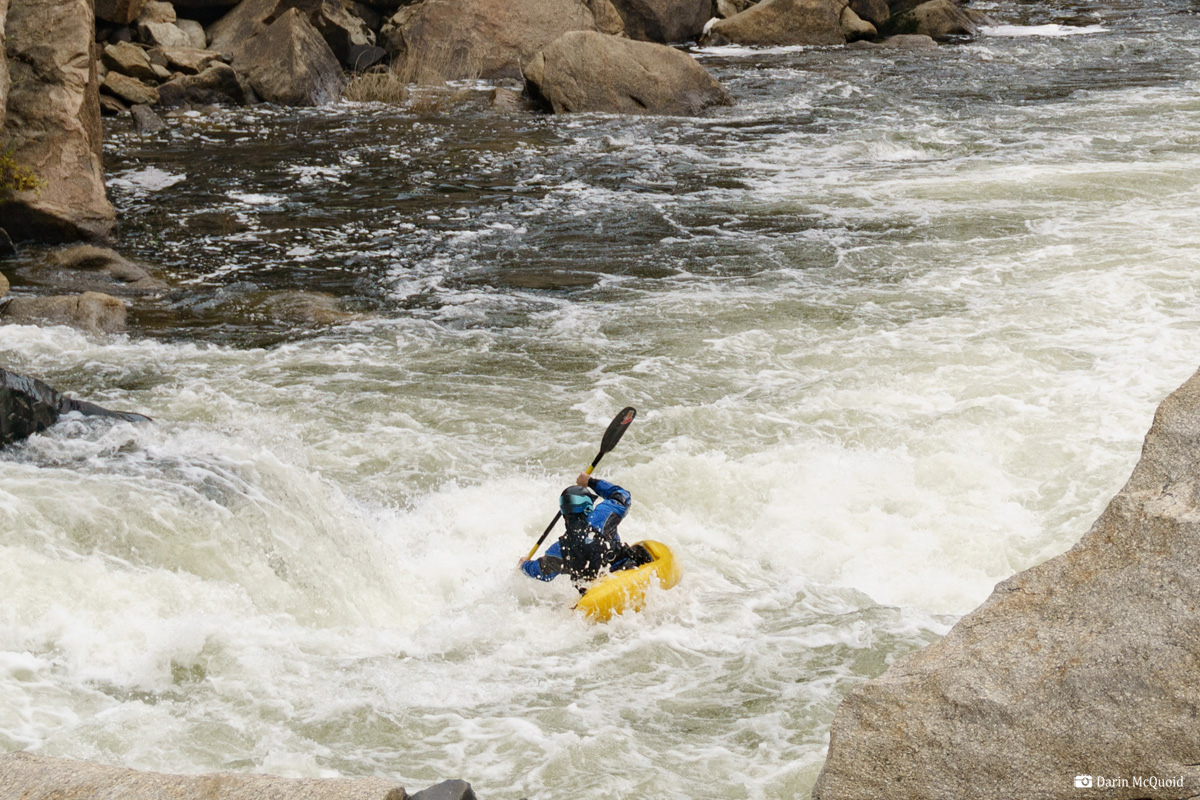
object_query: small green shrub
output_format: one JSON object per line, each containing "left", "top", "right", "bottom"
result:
{"left": 0, "top": 149, "right": 43, "bottom": 197}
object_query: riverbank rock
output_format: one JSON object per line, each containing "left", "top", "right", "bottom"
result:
{"left": 812, "top": 366, "right": 1200, "bottom": 800}
{"left": 699, "top": 0, "right": 845, "bottom": 46}
{"left": 2, "top": 292, "right": 128, "bottom": 333}
{"left": 230, "top": 8, "right": 347, "bottom": 104}
{"left": 157, "top": 62, "right": 251, "bottom": 106}
{"left": 0, "top": 753, "right": 436, "bottom": 799}
{"left": 380, "top": 0, "right": 621, "bottom": 80}
{"left": 0, "top": 0, "right": 116, "bottom": 243}
{"left": 525, "top": 31, "right": 731, "bottom": 115}
{"left": 0, "top": 370, "right": 150, "bottom": 446}
{"left": 607, "top": 0, "right": 711, "bottom": 43}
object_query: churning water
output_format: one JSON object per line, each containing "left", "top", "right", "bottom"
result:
{"left": 5, "top": 1, "right": 1200, "bottom": 797}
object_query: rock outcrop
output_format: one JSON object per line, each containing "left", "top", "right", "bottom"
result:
{"left": 0, "top": 0, "right": 116, "bottom": 243}
{"left": 0, "top": 369, "right": 150, "bottom": 446}
{"left": 525, "top": 31, "right": 731, "bottom": 115}
{"left": 700, "top": 0, "right": 845, "bottom": 47}
{"left": 380, "top": 0, "right": 620, "bottom": 80}
{"left": 812, "top": 366, "right": 1200, "bottom": 800}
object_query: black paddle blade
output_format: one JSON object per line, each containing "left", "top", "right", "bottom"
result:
{"left": 600, "top": 407, "right": 636, "bottom": 456}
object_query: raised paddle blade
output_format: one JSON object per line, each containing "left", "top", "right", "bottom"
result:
{"left": 596, "top": 406, "right": 636, "bottom": 462}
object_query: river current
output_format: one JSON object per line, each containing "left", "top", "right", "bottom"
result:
{"left": 4, "top": 1, "right": 1200, "bottom": 797}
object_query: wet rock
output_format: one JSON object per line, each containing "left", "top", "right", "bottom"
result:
{"left": 158, "top": 62, "right": 250, "bottom": 106}
{"left": 256, "top": 290, "right": 357, "bottom": 325}
{"left": 699, "top": 0, "right": 845, "bottom": 46}
{"left": 524, "top": 31, "right": 732, "bottom": 116}
{"left": 812, "top": 366, "right": 1200, "bottom": 800}
{"left": 410, "top": 781, "right": 477, "bottom": 800}
{"left": 103, "top": 40, "right": 159, "bottom": 81}
{"left": 0, "top": 754, "right": 407, "bottom": 799}
{"left": 231, "top": 8, "right": 347, "bottom": 105}
{"left": 2, "top": 292, "right": 128, "bottom": 334}
{"left": 878, "top": 0, "right": 977, "bottom": 39}
{"left": 131, "top": 103, "right": 168, "bottom": 132}
{"left": 0, "top": 0, "right": 116, "bottom": 243}
{"left": 0, "top": 369, "right": 150, "bottom": 446}
{"left": 102, "top": 71, "right": 161, "bottom": 105}
{"left": 381, "top": 0, "right": 619, "bottom": 80}
{"left": 878, "top": 31, "right": 936, "bottom": 47}
{"left": 606, "top": 0, "right": 706, "bottom": 42}
{"left": 0, "top": 230, "right": 15, "bottom": 259}
{"left": 96, "top": 0, "right": 148, "bottom": 24}
{"left": 47, "top": 244, "right": 168, "bottom": 294}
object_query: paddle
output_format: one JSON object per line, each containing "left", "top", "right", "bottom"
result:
{"left": 523, "top": 406, "right": 637, "bottom": 562}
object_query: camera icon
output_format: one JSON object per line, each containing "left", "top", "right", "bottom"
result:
{"left": 1075, "top": 775, "right": 1094, "bottom": 788}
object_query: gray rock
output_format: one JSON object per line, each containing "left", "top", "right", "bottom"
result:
{"left": 525, "top": 31, "right": 731, "bottom": 116}
{"left": 2, "top": 291, "right": 128, "bottom": 334}
{"left": 878, "top": 31, "right": 936, "bottom": 47}
{"left": 699, "top": 0, "right": 844, "bottom": 46}
{"left": 0, "top": 753, "right": 405, "bottom": 798}
{"left": 131, "top": 103, "right": 168, "bottom": 132}
{"left": 176, "top": 17, "right": 208, "bottom": 47}
{"left": 231, "top": 8, "right": 347, "bottom": 105}
{"left": 812, "top": 365, "right": 1200, "bottom": 800}
{"left": 0, "top": 0, "right": 116, "bottom": 243}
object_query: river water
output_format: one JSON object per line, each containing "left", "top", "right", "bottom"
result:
{"left": 4, "top": 1, "right": 1200, "bottom": 797}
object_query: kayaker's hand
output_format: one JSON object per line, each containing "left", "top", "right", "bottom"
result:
{"left": 576, "top": 472, "right": 591, "bottom": 487}
{"left": 517, "top": 557, "right": 528, "bottom": 569}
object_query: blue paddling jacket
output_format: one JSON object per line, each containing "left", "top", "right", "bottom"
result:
{"left": 522, "top": 478, "right": 642, "bottom": 589}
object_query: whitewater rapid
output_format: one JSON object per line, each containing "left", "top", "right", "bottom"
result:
{"left": 6, "top": 4, "right": 1200, "bottom": 798}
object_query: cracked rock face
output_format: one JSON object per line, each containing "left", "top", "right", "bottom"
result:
{"left": 813, "top": 366, "right": 1200, "bottom": 800}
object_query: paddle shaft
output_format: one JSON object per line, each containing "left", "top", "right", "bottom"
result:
{"left": 524, "top": 408, "right": 636, "bottom": 561}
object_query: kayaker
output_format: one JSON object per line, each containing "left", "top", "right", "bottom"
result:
{"left": 519, "top": 472, "right": 651, "bottom": 592}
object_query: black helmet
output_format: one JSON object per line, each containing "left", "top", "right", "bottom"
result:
{"left": 559, "top": 485, "right": 595, "bottom": 516}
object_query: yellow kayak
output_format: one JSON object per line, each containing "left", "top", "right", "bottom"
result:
{"left": 573, "top": 540, "right": 681, "bottom": 623}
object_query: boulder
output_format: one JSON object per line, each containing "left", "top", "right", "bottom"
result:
{"left": 524, "top": 31, "right": 731, "bottom": 116}
{"left": 45, "top": 244, "right": 167, "bottom": 293}
{"left": 177, "top": 18, "right": 209, "bottom": 47}
{"left": 0, "top": 753, "right": 406, "bottom": 798}
{"left": 140, "top": 18, "right": 197, "bottom": 47}
{"left": 878, "top": 0, "right": 977, "bottom": 39}
{"left": 231, "top": 8, "right": 347, "bottom": 105}
{"left": 812, "top": 365, "right": 1200, "bottom": 800}
{"left": 157, "top": 61, "right": 251, "bottom": 105}
{"left": 606, "top": 0, "right": 710, "bottom": 42}
{"left": 700, "top": 0, "right": 844, "bottom": 46}
{"left": 878, "top": 32, "right": 936, "bottom": 47}
{"left": 380, "top": 0, "right": 618, "bottom": 80}
{"left": 0, "top": 0, "right": 116, "bottom": 243}
{"left": 206, "top": 0, "right": 284, "bottom": 56}
{"left": 2, "top": 291, "right": 128, "bottom": 334}
{"left": 313, "top": 0, "right": 379, "bottom": 66}
{"left": 410, "top": 781, "right": 477, "bottom": 800}
{"left": 102, "top": 71, "right": 161, "bottom": 105}
{"left": 102, "top": 41, "right": 159, "bottom": 81}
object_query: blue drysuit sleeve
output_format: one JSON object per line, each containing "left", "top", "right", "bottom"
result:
{"left": 522, "top": 541, "right": 563, "bottom": 581}
{"left": 588, "top": 478, "right": 631, "bottom": 519}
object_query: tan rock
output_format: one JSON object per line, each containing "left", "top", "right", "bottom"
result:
{"left": 524, "top": 31, "right": 731, "bottom": 115}
{"left": 879, "top": 0, "right": 977, "bottom": 39}
{"left": 839, "top": 4, "right": 875, "bottom": 40}
{"left": 103, "top": 41, "right": 159, "bottom": 81}
{"left": 177, "top": 17, "right": 207, "bottom": 48}
{"left": 607, "top": 0, "right": 707, "bottom": 42}
{"left": 701, "top": 0, "right": 845, "bottom": 46}
{"left": 102, "top": 71, "right": 161, "bottom": 105}
{"left": 0, "top": 271, "right": 9, "bottom": 298}
{"left": 0, "top": 0, "right": 116, "bottom": 242}
{"left": 2, "top": 292, "right": 127, "bottom": 333}
{"left": 849, "top": 0, "right": 887, "bottom": 25}
{"left": 231, "top": 8, "right": 346, "bottom": 105}
{"left": 381, "top": 0, "right": 614, "bottom": 80}
{"left": 137, "top": 0, "right": 176, "bottom": 23}
{"left": 96, "top": 0, "right": 148, "bottom": 23}
{"left": 151, "top": 45, "right": 224, "bottom": 74}
{"left": 140, "top": 19, "right": 196, "bottom": 47}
